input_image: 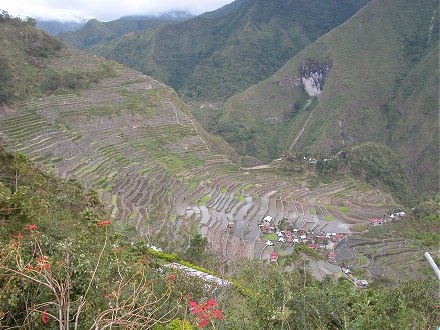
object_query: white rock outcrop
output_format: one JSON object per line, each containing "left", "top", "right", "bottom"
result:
{"left": 302, "top": 71, "right": 324, "bottom": 97}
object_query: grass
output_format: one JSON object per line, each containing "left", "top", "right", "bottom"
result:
{"left": 324, "top": 215, "right": 334, "bottom": 221}
{"left": 223, "top": 165, "right": 240, "bottom": 173}
{"left": 187, "top": 180, "right": 198, "bottom": 191}
{"left": 198, "top": 195, "right": 211, "bottom": 206}
{"left": 220, "top": 187, "right": 227, "bottom": 193}
{"left": 140, "top": 168, "right": 150, "bottom": 176}
{"left": 128, "top": 211, "right": 136, "bottom": 220}
{"left": 309, "top": 207, "right": 317, "bottom": 216}
{"left": 339, "top": 206, "right": 350, "bottom": 213}
{"left": 358, "top": 254, "right": 367, "bottom": 267}
{"left": 325, "top": 204, "right": 334, "bottom": 210}
{"left": 350, "top": 224, "right": 368, "bottom": 232}
{"left": 234, "top": 193, "right": 245, "bottom": 203}
{"left": 242, "top": 183, "right": 254, "bottom": 191}
{"left": 263, "top": 233, "right": 277, "bottom": 241}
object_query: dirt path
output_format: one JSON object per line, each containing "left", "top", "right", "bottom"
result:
{"left": 288, "top": 99, "right": 313, "bottom": 151}
{"left": 242, "top": 164, "right": 272, "bottom": 170}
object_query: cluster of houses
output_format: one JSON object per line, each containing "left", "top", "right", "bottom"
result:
{"left": 259, "top": 215, "right": 346, "bottom": 266}
{"left": 259, "top": 215, "right": 371, "bottom": 288}
{"left": 259, "top": 215, "right": 346, "bottom": 248}
{"left": 370, "top": 211, "right": 406, "bottom": 226}
{"left": 341, "top": 267, "right": 369, "bottom": 288}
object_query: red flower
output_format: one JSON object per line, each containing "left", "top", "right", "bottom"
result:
{"left": 36, "top": 256, "right": 50, "bottom": 271}
{"left": 41, "top": 310, "right": 49, "bottom": 325}
{"left": 24, "top": 224, "right": 38, "bottom": 231}
{"left": 188, "top": 301, "right": 199, "bottom": 314}
{"left": 213, "top": 309, "right": 223, "bottom": 319}
{"left": 198, "top": 318, "right": 209, "bottom": 328}
{"left": 15, "top": 233, "right": 23, "bottom": 240}
{"left": 188, "top": 299, "right": 223, "bottom": 328}
{"left": 167, "top": 273, "right": 176, "bottom": 280}
{"left": 97, "top": 220, "right": 112, "bottom": 227}
{"left": 25, "top": 265, "right": 33, "bottom": 272}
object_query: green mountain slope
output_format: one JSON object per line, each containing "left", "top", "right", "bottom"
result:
{"left": 213, "top": 0, "right": 439, "bottom": 192}
{"left": 88, "top": 0, "right": 370, "bottom": 100}
{"left": 58, "top": 13, "right": 192, "bottom": 50}
{"left": 1, "top": 14, "right": 408, "bottom": 254}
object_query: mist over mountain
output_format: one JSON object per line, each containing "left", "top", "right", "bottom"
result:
{"left": 36, "top": 19, "right": 86, "bottom": 35}
{"left": 58, "top": 12, "right": 193, "bottom": 50}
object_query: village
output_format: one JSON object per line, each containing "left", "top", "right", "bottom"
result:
{"left": 257, "top": 211, "right": 408, "bottom": 288}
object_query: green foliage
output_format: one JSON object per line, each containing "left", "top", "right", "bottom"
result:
{"left": 263, "top": 233, "right": 276, "bottom": 241}
{"left": 347, "top": 142, "right": 413, "bottom": 202}
{"left": 59, "top": 15, "right": 190, "bottom": 50}
{"left": 185, "top": 234, "right": 208, "bottom": 264}
{"left": 197, "top": 195, "right": 211, "bottom": 206}
{"left": 205, "top": 0, "right": 438, "bottom": 195}
{"left": 365, "top": 207, "right": 440, "bottom": 248}
{"left": 88, "top": 0, "right": 369, "bottom": 100}
{"left": 0, "top": 19, "right": 119, "bottom": 105}
{"left": 0, "top": 143, "right": 437, "bottom": 330}
{"left": 42, "top": 63, "right": 116, "bottom": 93}
{"left": 0, "top": 54, "right": 13, "bottom": 104}
{"left": 339, "top": 206, "right": 350, "bottom": 213}
{"left": 165, "top": 318, "right": 193, "bottom": 330}
{"left": 146, "top": 249, "right": 178, "bottom": 263}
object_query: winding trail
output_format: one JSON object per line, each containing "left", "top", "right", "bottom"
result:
{"left": 288, "top": 99, "right": 313, "bottom": 151}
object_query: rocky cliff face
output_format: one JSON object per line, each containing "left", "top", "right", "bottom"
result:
{"left": 278, "top": 59, "right": 332, "bottom": 97}
{"left": 300, "top": 60, "right": 332, "bottom": 97}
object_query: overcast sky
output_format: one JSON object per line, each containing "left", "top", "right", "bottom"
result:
{"left": 0, "top": 0, "right": 234, "bottom": 22}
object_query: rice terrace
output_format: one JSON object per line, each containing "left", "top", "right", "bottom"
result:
{"left": 0, "top": 2, "right": 438, "bottom": 328}
{"left": 0, "top": 48, "right": 417, "bottom": 281}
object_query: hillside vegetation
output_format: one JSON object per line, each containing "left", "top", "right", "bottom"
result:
{"left": 81, "top": 0, "right": 370, "bottom": 100}
{"left": 0, "top": 146, "right": 438, "bottom": 330}
{"left": 0, "top": 13, "right": 417, "bottom": 269}
{"left": 58, "top": 13, "right": 192, "bottom": 50}
{"left": 210, "top": 0, "right": 439, "bottom": 192}
{"left": 0, "top": 13, "right": 439, "bottom": 330}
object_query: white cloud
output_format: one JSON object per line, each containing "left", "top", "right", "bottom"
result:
{"left": 0, "top": 0, "right": 234, "bottom": 22}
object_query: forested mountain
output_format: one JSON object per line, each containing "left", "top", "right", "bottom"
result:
{"left": 208, "top": 0, "right": 439, "bottom": 193}
{"left": 58, "top": 12, "right": 193, "bottom": 50}
{"left": 71, "top": 0, "right": 370, "bottom": 100}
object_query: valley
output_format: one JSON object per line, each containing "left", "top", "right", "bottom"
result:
{"left": 0, "top": 47, "right": 400, "bottom": 272}
{"left": 0, "top": 5, "right": 438, "bottom": 329}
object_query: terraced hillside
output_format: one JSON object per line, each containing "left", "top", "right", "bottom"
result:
{"left": 0, "top": 47, "right": 397, "bottom": 265}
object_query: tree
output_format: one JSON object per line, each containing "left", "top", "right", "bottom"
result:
{"left": 185, "top": 234, "right": 208, "bottom": 263}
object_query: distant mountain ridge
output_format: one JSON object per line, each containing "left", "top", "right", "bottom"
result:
{"left": 36, "top": 20, "right": 86, "bottom": 35}
{"left": 58, "top": 12, "right": 193, "bottom": 50}
{"left": 62, "top": 0, "right": 370, "bottom": 100}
